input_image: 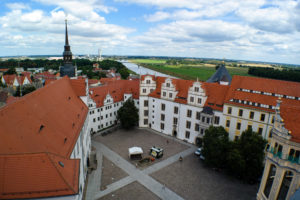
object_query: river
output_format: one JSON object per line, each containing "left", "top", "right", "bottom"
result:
{"left": 120, "top": 60, "right": 177, "bottom": 78}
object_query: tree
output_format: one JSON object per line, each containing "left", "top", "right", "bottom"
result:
{"left": 119, "top": 68, "right": 129, "bottom": 79}
{"left": 235, "top": 128, "right": 267, "bottom": 183}
{"left": 14, "top": 85, "right": 36, "bottom": 97}
{"left": 117, "top": 99, "right": 139, "bottom": 129}
{"left": 4, "top": 67, "right": 16, "bottom": 75}
{"left": 202, "top": 126, "right": 230, "bottom": 168}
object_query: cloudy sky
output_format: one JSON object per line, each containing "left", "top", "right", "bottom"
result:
{"left": 0, "top": 0, "right": 300, "bottom": 64}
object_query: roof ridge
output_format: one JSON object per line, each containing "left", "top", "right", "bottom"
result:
{"left": 46, "top": 152, "right": 77, "bottom": 194}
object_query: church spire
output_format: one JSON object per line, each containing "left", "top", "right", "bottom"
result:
{"left": 65, "top": 19, "right": 69, "bottom": 46}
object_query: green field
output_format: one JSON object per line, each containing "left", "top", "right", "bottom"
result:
{"left": 130, "top": 59, "right": 166, "bottom": 64}
{"left": 130, "top": 59, "right": 249, "bottom": 81}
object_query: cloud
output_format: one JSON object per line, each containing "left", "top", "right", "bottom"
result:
{"left": 6, "top": 3, "right": 30, "bottom": 10}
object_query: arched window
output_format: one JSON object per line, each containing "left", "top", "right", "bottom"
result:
{"left": 276, "top": 171, "right": 293, "bottom": 200}
{"left": 264, "top": 164, "right": 276, "bottom": 198}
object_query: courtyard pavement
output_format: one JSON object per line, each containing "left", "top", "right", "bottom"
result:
{"left": 85, "top": 128, "right": 258, "bottom": 200}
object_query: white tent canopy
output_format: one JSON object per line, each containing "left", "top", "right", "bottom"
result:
{"left": 128, "top": 147, "right": 143, "bottom": 156}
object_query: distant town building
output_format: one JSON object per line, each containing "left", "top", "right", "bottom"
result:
{"left": 60, "top": 20, "right": 76, "bottom": 78}
{"left": 1, "top": 74, "right": 32, "bottom": 88}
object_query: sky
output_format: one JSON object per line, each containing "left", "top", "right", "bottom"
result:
{"left": 0, "top": 0, "right": 300, "bottom": 64}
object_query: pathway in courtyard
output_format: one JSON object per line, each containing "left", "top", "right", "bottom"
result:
{"left": 86, "top": 139, "right": 196, "bottom": 200}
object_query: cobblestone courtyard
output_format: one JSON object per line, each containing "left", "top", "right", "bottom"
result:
{"left": 86, "top": 128, "right": 259, "bottom": 200}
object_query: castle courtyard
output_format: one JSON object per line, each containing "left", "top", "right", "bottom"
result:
{"left": 85, "top": 128, "right": 259, "bottom": 200}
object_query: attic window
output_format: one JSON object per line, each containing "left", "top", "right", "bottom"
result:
{"left": 58, "top": 161, "right": 64, "bottom": 167}
{"left": 72, "top": 123, "right": 75, "bottom": 128}
{"left": 64, "top": 137, "right": 67, "bottom": 143}
{"left": 77, "top": 114, "right": 80, "bottom": 118}
{"left": 39, "top": 125, "right": 44, "bottom": 132}
{"left": 68, "top": 96, "right": 71, "bottom": 100}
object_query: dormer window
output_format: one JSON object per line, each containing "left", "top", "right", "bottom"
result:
{"left": 166, "top": 83, "right": 170, "bottom": 87}
{"left": 146, "top": 80, "right": 150, "bottom": 84}
{"left": 195, "top": 87, "right": 199, "bottom": 92}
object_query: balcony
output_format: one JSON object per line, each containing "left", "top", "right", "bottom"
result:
{"left": 267, "top": 147, "right": 300, "bottom": 165}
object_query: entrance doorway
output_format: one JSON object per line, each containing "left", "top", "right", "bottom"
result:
{"left": 173, "top": 130, "right": 177, "bottom": 137}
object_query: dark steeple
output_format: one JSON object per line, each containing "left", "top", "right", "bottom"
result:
{"left": 60, "top": 19, "right": 76, "bottom": 77}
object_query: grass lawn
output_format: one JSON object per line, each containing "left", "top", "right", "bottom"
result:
{"left": 129, "top": 59, "right": 250, "bottom": 81}
{"left": 138, "top": 64, "right": 249, "bottom": 81}
{"left": 129, "top": 59, "right": 166, "bottom": 64}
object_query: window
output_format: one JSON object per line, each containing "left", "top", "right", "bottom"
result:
{"left": 185, "top": 131, "right": 190, "bottom": 139}
{"left": 97, "top": 117, "right": 100, "bottom": 121}
{"left": 190, "top": 96, "right": 194, "bottom": 102}
{"left": 110, "top": 113, "right": 112, "bottom": 117}
{"left": 249, "top": 111, "right": 254, "bottom": 119}
{"left": 146, "top": 80, "right": 150, "bottom": 84}
{"left": 200, "top": 129, "right": 204, "bottom": 135}
{"left": 258, "top": 127, "right": 263, "bottom": 135}
{"left": 248, "top": 125, "right": 252, "bottom": 130}
{"left": 163, "top": 92, "right": 166, "bottom": 97}
{"left": 106, "top": 114, "right": 108, "bottom": 118}
{"left": 101, "top": 108, "right": 103, "bottom": 111}
{"left": 271, "top": 116, "right": 275, "bottom": 124}
{"left": 238, "top": 109, "right": 243, "bottom": 117}
{"left": 143, "top": 88, "right": 146, "bottom": 93}
{"left": 236, "top": 122, "right": 241, "bottom": 130}
{"left": 206, "top": 118, "right": 210, "bottom": 124}
{"left": 97, "top": 109, "right": 100, "bottom": 112}
{"left": 161, "top": 114, "right": 165, "bottom": 121}
{"left": 169, "top": 93, "right": 172, "bottom": 98}
{"left": 196, "top": 112, "right": 201, "bottom": 120}
{"left": 202, "top": 117, "right": 205, "bottom": 123}
{"left": 214, "top": 116, "right": 220, "bottom": 124}
{"left": 101, "top": 116, "right": 103, "bottom": 120}
{"left": 144, "top": 100, "right": 148, "bottom": 107}
{"left": 144, "top": 119, "right": 148, "bottom": 125}
{"left": 161, "top": 103, "right": 165, "bottom": 111}
{"left": 150, "top": 89, "right": 154, "bottom": 93}
{"left": 186, "top": 121, "right": 191, "bottom": 129}
{"left": 195, "top": 87, "right": 199, "bottom": 92}
{"left": 166, "top": 83, "right": 170, "bottom": 87}
{"left": 161, "top": 123, "right": 164, "bottom": 130}
{"left": 187, "top": 109, "right": 192, "bottom": 117}
{"left": 198, "top": 98, "right": 202, "bottom": 104}
{"left": 173, "top": 117, "right": 178, "bottom": 125}
{"left": 227, "top": 107, "right": 232, "bottom": 114}
{"left": 195, "top": 124, "right": 200, "bottom": 131}
{"left": 93, "top": 118, "right": 96, "bottom": 122}
{"left": 174, "top": 106, "right": 178, "bottom": 114}
{"left": 226, "top": 120, "right": 230, "bottom": 127}
{"left": 260, "top": 113, "right": 265, "bottom": 121}
{"left": 144, "top": 110, "right": 148, "bottom": 116}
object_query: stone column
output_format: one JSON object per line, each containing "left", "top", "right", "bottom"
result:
{"left": 257, "top": 159, "right": 271, "bottom": 200}
{"left": 269, "top": 167, "right": 284, "bottom": 200}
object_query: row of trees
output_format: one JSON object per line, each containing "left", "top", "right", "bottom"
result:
{"left": 248, "top": 67, "right": 300, "bottom": 82}
{"left": 0, "top": 59, "right": 130, "bottom": 79}
{"left": 202, "top": 126, "right": 267, "bottom": 183}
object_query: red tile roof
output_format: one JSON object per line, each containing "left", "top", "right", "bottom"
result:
{"left": 90, "top": 79, "right": 139, "bottom": 107}
{"left": 70, "top": 79, "right": 86, "bottom": 96}
{"left": 0, "top": 76, "right": 88, "bottom": 157}
{"left": 0, "top": 76, "right": 88, "bottom": 199}
{"left": 0, "top": 153, "right": 79, "bottom": 199}
{"left": 0, "top": 68, "right": 8, "bottom": 72}
{"left": 281, "top": 105, "right": 300, "bottom": 143}
{"left": 2, "top": 74, "right": 17, "bottom": 85}
{"left": 225, "top": 75, "right": 300, "bottom": 112}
